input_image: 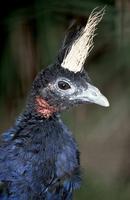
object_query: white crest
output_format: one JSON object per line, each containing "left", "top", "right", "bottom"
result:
{"left": 61, "top": 8, "right": 105, "bottom": 73}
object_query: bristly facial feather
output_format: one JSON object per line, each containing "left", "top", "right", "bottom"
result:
{"left": 61, "top": 8, "right": 105, "bottom": 73}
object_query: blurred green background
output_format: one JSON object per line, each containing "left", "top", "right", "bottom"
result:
{"left": 0, "top": 0, "right": 130, "bottom": 199}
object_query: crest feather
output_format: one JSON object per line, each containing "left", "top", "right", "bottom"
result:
{"left": 61, "top": 8, "right": 105, "bottom": 73}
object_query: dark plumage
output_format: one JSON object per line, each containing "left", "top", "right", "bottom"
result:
{"left": 0, "top": 9, "right": 109, "bottom": 200}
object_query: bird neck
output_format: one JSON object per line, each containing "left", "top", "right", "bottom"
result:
{"left": 25, "top": 94, "right": 58, "bottom": 120}
{"left": 35, "top": 96, "right": 58, "bottom": 119}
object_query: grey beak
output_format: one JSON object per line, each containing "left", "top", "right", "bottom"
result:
{"left": 77, "top": 83, "right": 110, "bottom": 107}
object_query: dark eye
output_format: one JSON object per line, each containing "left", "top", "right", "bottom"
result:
{"left": 58, "top": 81, "right": 71, "bottom": 90}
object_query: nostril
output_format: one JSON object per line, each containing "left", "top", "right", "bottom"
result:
{"left": 90, "top": 87, "right": 101, "bottom": 97}
{"left": 87, "top": 83, "right": 100, "bottom": 97}
{"left": 91, "top": 91, "right": 98, "bottom": 97}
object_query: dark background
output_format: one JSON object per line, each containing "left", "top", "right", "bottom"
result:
{"left": 0, "top": 0, "right": 130, "bottom": 199}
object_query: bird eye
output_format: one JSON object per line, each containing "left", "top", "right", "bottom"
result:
{"left": 58, "top": 81, "right": 71, "bottom": 90}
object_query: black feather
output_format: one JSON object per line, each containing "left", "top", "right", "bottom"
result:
{"left": 0, "top": 20, "right": 93, "bottom": 200}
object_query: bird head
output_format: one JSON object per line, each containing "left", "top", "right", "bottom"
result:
{"left": 29, "top": 8, "right": 109, "bottom": 118}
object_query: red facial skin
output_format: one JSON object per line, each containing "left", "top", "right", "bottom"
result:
{"left": 35, "top": 96, "right": 57, "bottom": 118}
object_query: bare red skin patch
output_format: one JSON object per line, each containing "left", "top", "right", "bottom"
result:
{"left": 35, "top": 96, "right": 57, "bottom": 118}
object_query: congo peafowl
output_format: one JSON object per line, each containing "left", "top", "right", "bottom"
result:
{"left": 0, "top": 8, "right": 109, "bottom": 200}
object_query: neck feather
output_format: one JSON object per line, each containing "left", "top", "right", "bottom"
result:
{"left": 35, "top": 96, "right": 57, "bottom": 118}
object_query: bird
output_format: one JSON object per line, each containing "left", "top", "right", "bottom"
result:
{"left": 0, "top": 8, "right": 109, "bottom": 200}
